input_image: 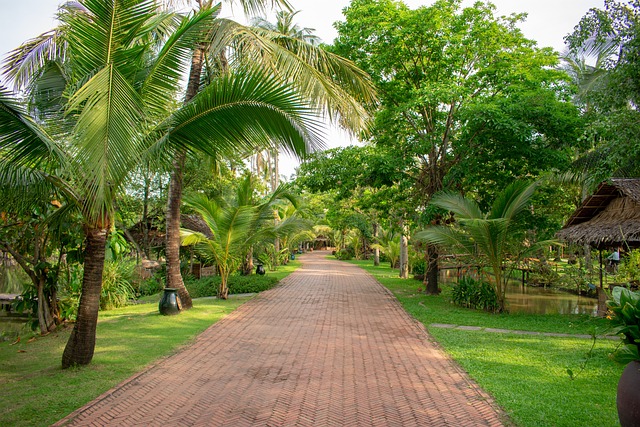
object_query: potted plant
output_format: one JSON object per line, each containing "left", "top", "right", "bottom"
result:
{"left": 608, "top": 286, "right": 640, "bottom": 426}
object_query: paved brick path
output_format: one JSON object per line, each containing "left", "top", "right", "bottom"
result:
{"left": 55, "top": 251, "right": 508, "bottom": 426}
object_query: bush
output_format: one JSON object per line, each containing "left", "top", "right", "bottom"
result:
{"left": 100, "top": 260, "right": 136, "bottom": 310}
{"left": 137, "top": 274, "right": 165, "bottom": 297}
{"left": 185, "top": 274, "right": 279, "bottom": 298}
{"left": 411, "top": 259, "right": 426, "bottom": 276}
{"left": 335, "top": 248, "right": 354, "bottom": 260}
{"left": 451, "top": 276, "right": 499, "bottom": 312}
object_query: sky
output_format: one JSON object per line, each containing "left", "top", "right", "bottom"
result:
{"left": 0, "top": 0, "right": 605, "bottom": 177}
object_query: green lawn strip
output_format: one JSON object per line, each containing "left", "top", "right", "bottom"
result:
{"left": 0, "top": 261, "right": 301, "bottom": 427}
{"left": 0, "top": 297, "right": 247, "bottom": 427}
{"left": 349, "top": 260, "right": 608, "bottom": 335}
{"left": 346, "top": 259, "right": 622, "bottom": 427}
{"left": 430, "top": 328, "right": 621, "bottom": 427}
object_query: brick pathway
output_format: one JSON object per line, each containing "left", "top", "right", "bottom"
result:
{"left": 55, "top": 251, "right": 508, "bottom": 426}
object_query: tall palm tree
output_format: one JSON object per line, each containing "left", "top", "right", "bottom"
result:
{"left": 1, "top": 0, "right": 324, "bottom": 367}
{"left": 162, "top": 0, "right": 376, "bottom": 306}
{"left": 415, "top": 181, "right": 548, "bottom": 313}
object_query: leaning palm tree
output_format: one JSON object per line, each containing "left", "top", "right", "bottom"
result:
{"left": 415, "top": 181, "right": 548, "bottom": 313}
{"left": 1, "top": 0, "right": 324, "bottom": 367}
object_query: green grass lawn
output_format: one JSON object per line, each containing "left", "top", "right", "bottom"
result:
{"left": 348, "top": 259, "right": 623, "bottom": 427}
{"left": 0, "top": 297, "right": 248, "bottom": 427}
{"left": 0, "top": 261, "right": 302, "bottom": 427}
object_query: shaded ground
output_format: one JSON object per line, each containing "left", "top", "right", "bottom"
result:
{"left": 55, "top": 251, "right": 508, "bottom": 426}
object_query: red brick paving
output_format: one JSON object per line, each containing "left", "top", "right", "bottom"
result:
{"left": 54, "top": 251, "right": 509, "bottom": 426}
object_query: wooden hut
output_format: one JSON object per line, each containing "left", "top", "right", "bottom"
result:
{"left": 556, "top": 178, "right": 640, "bottom": 249}
{"left": 556, "top": 178, "right": 640, "bottom": 315}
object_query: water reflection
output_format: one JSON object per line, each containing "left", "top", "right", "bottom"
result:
{"left": 440, "top": 269, "right": 598, "bottom": 316}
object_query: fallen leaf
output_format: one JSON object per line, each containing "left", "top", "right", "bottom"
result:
{"left": 10, "top": 337, "right": 20, "bottom": 346}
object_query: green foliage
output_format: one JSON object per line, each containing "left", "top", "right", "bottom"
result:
{"left": 607, "top": 286, "right": 640, "bottom": 364}
{"left": 619, "top": 249, "right": 640, "bottom": 284}
{"left": 451, "top": 276, "right": 499, "bottom": 312}
{"left": 333, "top": 0, "right": 579, "bottom": 220}
{"left": 100, "top": 260, "right": 136, "bottom": 311}
{"left": 410, "top": 258, "right": 426, "bottom": 277}
{"left": 335, "top": 248, "right": 354, "bottom": 260}
{"left": 137, "top": 274, "right": 165, "bottom": 298}
{"left": 565, "top": 1, "right": 640, "bottom": 177}
{"left": 257, "top": 244, "right": 289, "bottom": 271}
{"left": 415, "top": 180, "right": 549, "bottom": 312}
{"left": 185, "top": 274, "right": 279, "bottom": 298}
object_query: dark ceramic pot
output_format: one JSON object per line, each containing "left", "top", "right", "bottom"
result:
{"left": 159, "top": 288, "right": 181, "bottom": 315}
{"left": 256, "top": 264, "right": 266, "bottom": 275}
{"left": 618, "top": 361, "right": 640, "bottom": 427}
{"left": 290, "top": 254, "right": 295, "bottom": 260}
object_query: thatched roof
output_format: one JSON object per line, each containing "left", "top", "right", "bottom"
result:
{"left": 556, "top": 178, "right": 640, "bottom": 249}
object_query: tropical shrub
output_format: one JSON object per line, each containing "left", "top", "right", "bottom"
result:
{"left": 100, "top": 260, "right": 136, "bottom": 310}
{"left": 185, "top": 274, "right": 279, "bottom": 298}
{"left": 451, "top": 276, "right": 500, "bottom": 312}
{"left": 335, "top": 248, "right": 354, "bottom": 260}
{"left": 137, "top": 274, "right": 165, "bottom": 297}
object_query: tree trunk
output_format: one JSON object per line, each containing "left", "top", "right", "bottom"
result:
{"left": 165, "top": 152, "right": 192, "bottom": 310}
{"left": 142, "top": 171, "right": 151, "bottom": 259}
{"left": 399, "top": 229, "right": 409, "bottom": 279}
{"left": 242, "top": 247, "right": 254, "bottom": 275}
{"left": 425, "top": 244, "right": 440, "bottom": 295}
{"left": 36, "top": 276, "right": 55, "bottom": 334}
{"left": 62, "top": 227, "right": 108, "bottom": 368}
{"left": 163, "top": 44, "right": 207, "bottom": 310}
{"left": 219, "top": 272, "right": 229, "bottom": 300}
{"left": 373, "top": 223, "right": 380, "bottom": 266}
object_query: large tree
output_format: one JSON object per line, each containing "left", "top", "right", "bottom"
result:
{"left": 333, "top": 0, "right": 580, "bottom": 292}
{"left": 0, "top": 0, "right": 325, "bottom": 368}
{"left": 565, "top": 0, "right": 640, "bottom": 177}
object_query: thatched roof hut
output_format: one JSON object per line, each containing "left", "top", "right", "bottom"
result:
{"left": 556, "top": 178, "right": 640, "bottom": 249}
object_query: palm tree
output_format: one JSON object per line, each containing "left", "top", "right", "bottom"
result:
{"left": 414, "top": 181, "right": 548, "bottom": 313}
{"left": 162, "top": 0, "right": 376, "bottom": 305}
{"left": 560, "top": 37, "right": 617, "bottom": 111}
{"left": 181, "top": 179, "right": 309, "bottom": 298}
{"left": 1, "top": 0, "right": 324, "bottom": 367}
{"left": 372, "top": 227, "right": 401, "bottom": 269}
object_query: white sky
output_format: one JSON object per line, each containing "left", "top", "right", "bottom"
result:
{"left": 0, "top": 0, "right": 605, "bottom": 177}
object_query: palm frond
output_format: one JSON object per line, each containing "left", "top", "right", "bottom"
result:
{"left": 414, "top": 226, "right": 476, "bottom": 254}
{"left": 0, "top": 86, "right": 65, "bottom": 169}
{"left": 430, "top": 192, "right": 484, "bottom": 219}
{"left": 2, "top": 30, "right": 65, "bottom": 92}
{"left": 489, "top": 180, "right": 537, "bottom": 221}
{"left": 159, "top": 66, "right": 324, "bottom": 159}
{"left": 140, "top": 5, "right": 219, "bottom": 118}
{"left": 66, "top": 65, "right": 144, "bottom": 222}
{"left": 227, "top": 24, "right": 377, "bottom": 134}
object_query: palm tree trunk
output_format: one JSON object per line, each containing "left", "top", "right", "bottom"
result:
{"left": 399, "top": 220, "right": 408, "bottom": 279}
{"left": 62, "top": 227, "right": 108, "bottom": 368}
{"left": 165, "top": 152, "right": 192, "bottom": 309}
{"left": 373, "top": 222, "right": 380, "bottom": 266}
{"left": 163, "top": 44, "right": 207, "bottom": 310}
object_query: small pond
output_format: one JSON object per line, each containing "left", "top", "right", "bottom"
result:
{"left": 440, "top": 269, "right": 598, "bottom": 316}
